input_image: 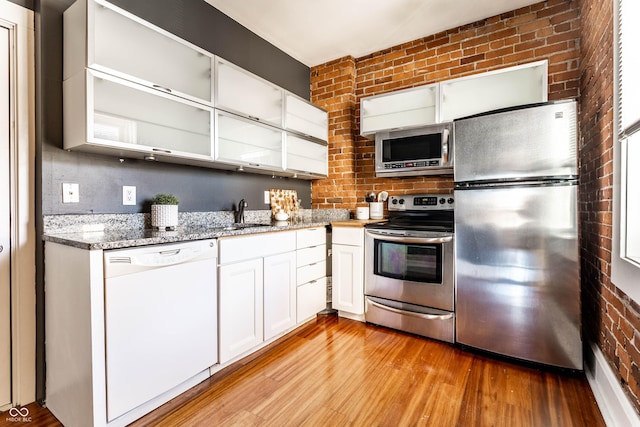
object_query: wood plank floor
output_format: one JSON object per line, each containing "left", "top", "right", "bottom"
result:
{"left": 1, "top": 315, "right": 605, "bottom": 427}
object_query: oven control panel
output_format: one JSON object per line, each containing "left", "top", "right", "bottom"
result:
{"left": 388, "top": 194, "right": 454, "bottom": 211}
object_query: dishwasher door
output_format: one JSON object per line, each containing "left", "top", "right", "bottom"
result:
{"left": 103, "top": 239, "right": 217, "bottom": 422}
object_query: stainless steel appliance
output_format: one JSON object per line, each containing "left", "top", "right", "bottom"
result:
{"left": 454, "top": 100, "right": 582, "bottom": 370}
{"left": 365, "top": 194, "right": 455, "bottom": 342}
{"left": 375, "top": 122, "right": 453, "bottom": 177}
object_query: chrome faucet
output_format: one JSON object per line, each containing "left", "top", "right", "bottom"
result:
{"left": 235, "top": 199, "right": 247, "bottom": 223}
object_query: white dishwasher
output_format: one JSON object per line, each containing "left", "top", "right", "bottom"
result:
{"left": 103, "top": 239, "right": 217, "bottom": 422}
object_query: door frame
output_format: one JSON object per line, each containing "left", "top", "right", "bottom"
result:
{"left": 0, "top": 1, "right": 35, "bottom": 411}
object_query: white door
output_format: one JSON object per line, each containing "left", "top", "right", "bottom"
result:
{"left": 264, "top": 251, "right": 296, "bottom": 340}
{"left": 0, "top": 24, "right": 12, "bottom": 409}
{"left": 331, "top": 244, "right": 364, "bottom": 314}
{"left": 218, "top": 259, "right": 263, "bottom": 363}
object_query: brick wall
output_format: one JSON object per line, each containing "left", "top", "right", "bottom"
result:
{"left": 311, "top": 0, "right": 580, "bottom": 210}
{"left": 580, "top": 0, "right": 640, "bottom": 415}
{"left": 311, "top": 0, "right": 640, "bottom": 416}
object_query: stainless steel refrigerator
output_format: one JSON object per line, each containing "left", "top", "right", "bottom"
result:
{"left": 453, "top": 100, "right": 582, "bottom": 370}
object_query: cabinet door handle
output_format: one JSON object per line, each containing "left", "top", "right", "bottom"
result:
{"left": 153, "top": 84, "right": 172, "bottom": 93}
{"left": 152, "top": 148, "right": 172, "bottom": 154}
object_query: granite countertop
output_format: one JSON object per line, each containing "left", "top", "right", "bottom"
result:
{"left": 43, "top": 220, "right": 332, "bottom": 251}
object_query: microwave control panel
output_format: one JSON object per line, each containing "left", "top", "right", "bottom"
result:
{"left": 384, "top": 160, "right": 440, "bottom": 169}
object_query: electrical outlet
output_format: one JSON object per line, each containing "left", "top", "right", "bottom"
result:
{"left": 62, "top": 183, "right": 79, "bottom": 203}
{"left": 123, "top": 186, "right": 136, "bottom": 205}
{"left": 264, "top": 190, "right": 270, "bottom": 204}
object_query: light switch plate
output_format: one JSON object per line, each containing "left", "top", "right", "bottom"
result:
{"left": 264, "top": 190, "right": 270, "bottom": 204}
{"left": 123, "top": 186, "right": 136, "bottom": 205}
{"left": 62, "top": 183, "right": 79, "bottom": 203}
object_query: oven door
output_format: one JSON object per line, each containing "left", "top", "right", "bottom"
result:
{"left": 364, "top": 229, "right": 454, "bottom": 311}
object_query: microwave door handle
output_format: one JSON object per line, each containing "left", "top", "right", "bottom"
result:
{"left": 366, "top": 230, "right": 453, "bottom": 244}
{"left": 442, "top": 128, "right": 449, "bottom": 164}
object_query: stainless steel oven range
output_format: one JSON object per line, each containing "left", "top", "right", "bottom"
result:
{"left": 364, "top": 194, "right": 455, "bottom": 343}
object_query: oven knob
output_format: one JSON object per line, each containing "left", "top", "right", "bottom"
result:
{"left": 439, "top": 198, "right": 446, "bottom": 204}
{"left": 398, "top": 198, "right": 405, "bottom": 205}
{"left": 392, "top": 199, "right": 398, "bottom": 205}
{"left": 448, "top": 197, "right": 454, "bottom": 204}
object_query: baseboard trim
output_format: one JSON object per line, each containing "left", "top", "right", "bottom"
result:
{"left": 585, "top": 342, "right": 640, "bottom": 427}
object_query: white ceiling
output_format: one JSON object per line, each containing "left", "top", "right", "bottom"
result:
{"left": 205, "top": 0, "right": 542, "bottom": 67}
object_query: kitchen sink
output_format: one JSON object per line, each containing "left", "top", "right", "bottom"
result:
{"left": 211, "top": 223, "right": 270, "bottom": 231}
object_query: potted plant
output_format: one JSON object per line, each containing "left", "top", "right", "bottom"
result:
{"left": 150, "top": 193, "right": 180, "bottom": 230}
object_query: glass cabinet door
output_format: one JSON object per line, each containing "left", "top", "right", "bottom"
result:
{"left": 89, "top": 70, "right": 213, "bottom": 158}
{"left": 285, "top": 94, "right": 328, "bottom": 142}
{"left": 439, "top": 61, "right": 547, "bottom": 122}
{"left": 286, "top": 133, "right": 328, "bottom": 177}
{"left": 215, "top": 59, "right": 283, "bottom": 127}
{"left": 91, "top": 0, "right": 213, "bottom": 104}
{"left": 215, "top": 111, "right": 283, "bottom": 169}
{"left": 360, "top": 84, "right": 438, "bottom": 136}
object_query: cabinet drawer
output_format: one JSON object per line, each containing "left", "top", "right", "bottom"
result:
{"left": 332, "top": 227, "right": 364, "bottom": 246}
{"left": 297, "top": 277, "right": 327, "bottom": 323}
{"left": 297, "top": 244, "right": 326, "bottom": 267}
{"left": 297, "top": 261, "right": 325, "bottom": 286}
{"left": 296, "top": 227, "right": 326, "bottom": 249}
{"left": 219, "top": 231, "right": 296, "bottom": 264}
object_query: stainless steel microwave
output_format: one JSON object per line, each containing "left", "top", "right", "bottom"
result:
{"left": 374, "top": 122, "right": 453, "bottom": 177}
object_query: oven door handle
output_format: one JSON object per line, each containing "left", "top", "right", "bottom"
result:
{"left": 368, "top": 298, "right": 454, "bottom": 321}
{"left": 365, "top": 230, "right": 453, "bottom": 244}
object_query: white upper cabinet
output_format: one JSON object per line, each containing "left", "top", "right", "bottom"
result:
{"left": 63, "top": 0, "right": 328, "bottom": 178}
{"left": 64, "top": 69, "right": 213, "bottom": 161}
{"left": 360, "top": 84, "right": 439, "bottom": 136}
{"left": 360, "top": 61, "right": 548, "bottom": 135}
{"left": 439, "top": 60, "right": 548, "bottom": 122}
{"left": 64, "top": 0, "right": 213, "bottom": 105}
{"left": 284, "top": 94, "right": 328, "bottom": 142}
{"left": 215, "top": 110, "right": 283, "bottom": 170}
{"left": 285, "top": 133, "right": 328, "bottom": 177}
{"left": 215, "top": 58, "right": 283, "bottom": 127}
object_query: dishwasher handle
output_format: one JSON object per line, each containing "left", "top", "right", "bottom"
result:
{"left": 104, "top": 240, "right": 217, "bottom": 278}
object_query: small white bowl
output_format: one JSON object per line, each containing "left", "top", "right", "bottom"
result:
{"left": 275, "top": 211, "right": 289, "bottom": 221}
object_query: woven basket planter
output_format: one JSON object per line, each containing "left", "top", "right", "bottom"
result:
{"left": 151, "top": 204, "right": 178, "bottom": 230}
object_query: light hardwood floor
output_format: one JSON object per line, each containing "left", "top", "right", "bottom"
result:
{"left": 1, "top": 315, "right": 605, "bottom": 427}
{"left": 133, "top": 315, "right": 604, "bottom": 427}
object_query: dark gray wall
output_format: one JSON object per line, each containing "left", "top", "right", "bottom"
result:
{"left": 40, "top": 0, "right": 311, "bottom": 216}
{"left": 34, "top": 0, "right": 312, "bottom": 403}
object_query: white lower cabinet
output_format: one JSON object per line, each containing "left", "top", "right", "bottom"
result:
{"left": 218, "top": 258, "right": 264, "bottom": 363}
{"left": 264, "top": 251, "right": 297, "bottom": 340}
{"left": 218, "top": 231, "right": 296, "bottom": 363}
{"left": 332, "top": 227, "right": 365, "bottom": 317}
{"left": 218, "top": 228, "right": 328, "bottom": 363}
{"left": 45, "top": 241, "right": 218, "bottom": 427}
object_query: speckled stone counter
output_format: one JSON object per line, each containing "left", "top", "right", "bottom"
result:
{"left": 43, "top": 209, "right": 350, "bottom": 250}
